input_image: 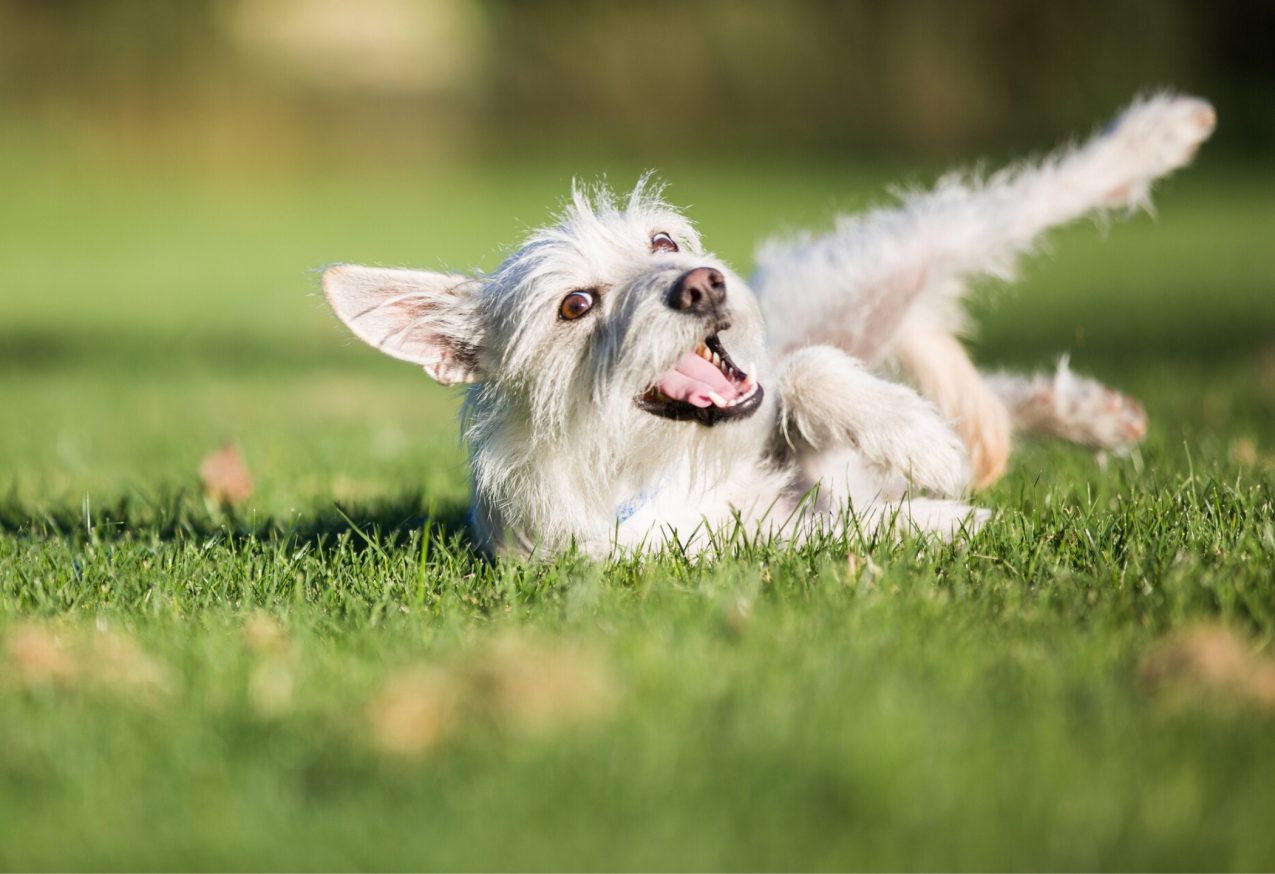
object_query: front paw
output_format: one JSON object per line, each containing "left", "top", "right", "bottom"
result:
{"left": 860, "top": 392, "right": 971, "bottom": 497}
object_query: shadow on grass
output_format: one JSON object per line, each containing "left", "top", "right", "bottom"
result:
{"left": 0, "top": 488, "right": 476, "bottom": 555}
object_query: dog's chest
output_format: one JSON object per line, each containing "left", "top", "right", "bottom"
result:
{"left": 612, "top": 460, "right": 794, "bottom": 553}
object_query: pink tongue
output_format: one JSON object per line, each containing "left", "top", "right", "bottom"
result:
{"left": 655, "top": 351, "right": 739, "bottom": 408}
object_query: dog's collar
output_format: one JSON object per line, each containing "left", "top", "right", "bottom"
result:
{"left": 616, "top": 477, "right": 668, "bottom": 525}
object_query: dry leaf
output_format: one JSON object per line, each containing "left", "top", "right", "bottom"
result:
{"left": 464, "top": 637, "right": 618, "bottom": 735}
{"left": 88, "top": 628, "right": 173, "bottom": 702}
{"left": 4, "top": 623, "right": 78, "bottom": 687}
{"left": 4, "top": 623, "right": 172, "bottom": 704}
{"left": 366, "top": 636, "right": 619, "bottom": 758}
{"left": 367, "top": 667, "right": 455, "bottom": 756}
{"left": 243, "top": 611, "right": 288, "bottom": 655}
{"left": 199, "top": 444, "right": 253, "bottom": 505}
{"left": 1229, "top": 438, "right": 1259, "bottom": 467}
{"left": 1139, "top": 624, "right": 1275, "bottom": 711}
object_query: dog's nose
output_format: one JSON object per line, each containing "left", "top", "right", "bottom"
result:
{"left": 667, "top": 267, "right": 727, "bottom": 314}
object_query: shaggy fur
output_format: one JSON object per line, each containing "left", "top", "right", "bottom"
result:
{"left": 323, "top": 92, "right": 1214, "bottom": 558}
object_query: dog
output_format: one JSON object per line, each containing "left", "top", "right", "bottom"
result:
{"left": 322, "top": 92, "right": 1215, "bottom": 559}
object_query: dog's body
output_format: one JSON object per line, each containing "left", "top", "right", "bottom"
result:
{"left": 324, "top": 93, "right": 1215, "bottom": 558}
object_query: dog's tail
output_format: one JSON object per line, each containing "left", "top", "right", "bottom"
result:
{"left": 751, "top": 91, "right": 1216, "bottom": 364}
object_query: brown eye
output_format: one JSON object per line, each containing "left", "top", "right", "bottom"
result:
{"left": 559, "top": 289, "right": 596, "bottom": 321}
{"left": 651, "top": 232, "right": 679, "bottom": 254}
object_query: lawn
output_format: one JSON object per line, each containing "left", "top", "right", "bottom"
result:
{"left": 2, "top": 143, "right": 1274, "bottom": 870}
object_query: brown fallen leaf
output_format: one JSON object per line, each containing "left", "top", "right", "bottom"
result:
{"left": 1139, "top": 624, "right": 1275, "bottom": 711}
{"left": 243, "top": 611, "right": 288, "bottom": 655}
{"left": 88, "top": 628, "right": 173, "bottom": 702}
{"left": 1229, "top": 438, "right": 1259, "bottom": 467}
{"left": 367, "top": 667, "right": 455, "bottom": 756}
{"left": 242, "top": 612, "right": 294, "bottom": 718}
{"left": 4, "top": 623, "right": 172, "bottom": 705}
{"left": 365, "top": 636, "right": 620, "bottom": 758}
{"left": 462, "top": 636, "right": 618, "bottom": 736}
{"left": 4, "top": 623, "right": 78, "bottom": 687}
{"left": 199, "top": 443, "right": 253, "bottom": 505}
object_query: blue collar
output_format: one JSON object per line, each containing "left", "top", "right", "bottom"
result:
{"left": 615, "top": 476, "right": 668, "bottom": 524}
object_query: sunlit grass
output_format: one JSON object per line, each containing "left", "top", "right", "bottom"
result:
{"left": 2, "top": 151, "right": 1274, "bottom": 869}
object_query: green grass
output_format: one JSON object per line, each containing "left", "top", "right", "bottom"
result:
{"left": 2, "top": 145, "right": 1275, "bottom": 870}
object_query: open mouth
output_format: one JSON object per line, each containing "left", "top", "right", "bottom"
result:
{"left": 637, "top": 333, "right": 764, "bottom": 426}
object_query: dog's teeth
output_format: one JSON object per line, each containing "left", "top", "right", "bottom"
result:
{"left": 707, "top": 391, "right": 729, "bottom": 408}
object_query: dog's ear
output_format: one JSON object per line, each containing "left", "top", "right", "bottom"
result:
{"left": 322, "top": 264, "right": 485, "bottom": 385}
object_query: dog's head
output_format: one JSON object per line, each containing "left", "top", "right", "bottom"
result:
{"left": 323, "top": 178, "right": 770, "bottom": 456}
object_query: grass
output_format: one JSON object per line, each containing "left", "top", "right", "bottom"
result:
{"left": 2, "top": 143, "right": 1275, "bottom": 870}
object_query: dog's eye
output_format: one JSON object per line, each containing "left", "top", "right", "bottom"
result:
{"left": 651, "top": 232, "right": 679, "bottom": 254}
{"left": 559, "top": 290, "right": 596, "bottom": 321}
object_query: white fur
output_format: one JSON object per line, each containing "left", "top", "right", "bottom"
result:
{"left": 322, "top": 93, "right": 1214, "bottom": 559}
{"left": 986, "top": 357, "right": 1149, "bottom": 450}
{"left": 754, "top": 91, "right": 1213, "bottom": 484}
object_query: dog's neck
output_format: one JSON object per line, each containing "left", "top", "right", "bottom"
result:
{"left": 464, "top": 385, "right": 777, "bottom": 557}
{"left": 614, "top": 474, "right": 669, "bottom": 524}
{"left": 464, "top": 394, "right": 665, "bottom": 555}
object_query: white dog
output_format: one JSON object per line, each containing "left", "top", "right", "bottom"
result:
{"left": 323, "top": 92, "right": 1215, "bottom": 559}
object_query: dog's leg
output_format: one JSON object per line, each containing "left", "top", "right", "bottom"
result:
{"left": 895, "top": 328, "right": 1148, "bottom": 479}
{"left": 894, "top": 325, "right": 1012, "bottom": 489}
{"left": 780, "top": 444, "right": 989, "bottom": 544}
{"left": 754, "top": 92, "right": 1216, "bottom": 361}
{"left": 756, "top": 93, "right": 1210, "bottom": 488}
{"left": 984, "top": 359, "right": 1148, "bottom": 450}
{"left": 773, "top": 345, "right": 970, "bottom": 498}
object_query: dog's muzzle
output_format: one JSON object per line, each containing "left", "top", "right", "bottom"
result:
{"left": 636, "top": 273, "right": 764, "bottom": 426}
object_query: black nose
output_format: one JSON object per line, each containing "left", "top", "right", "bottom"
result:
{"left": 667, "top": 267, "right": 727, "bottom": 313}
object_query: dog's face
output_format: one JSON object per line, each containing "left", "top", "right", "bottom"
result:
{"left": 323, "top": 181, "right": 770, "bottom": 452}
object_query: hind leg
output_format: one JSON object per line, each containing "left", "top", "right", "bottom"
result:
{"left": 895, "top": 328, "right": 1147, "bottom": 487}
{"left": 985, "top": 359, "right": 1148, "bottom": 450}
{"left": 754, "top": 93, "right": 1216, "bottom": 363}
{"left": 895, "top": 323, "right": 1012, "bottom": 489}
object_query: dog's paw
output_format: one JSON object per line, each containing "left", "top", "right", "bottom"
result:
{"left": 908, "top": 420, "right": 973, "bottom": 498}
{"left": 1104, "top": 93, "right": 1216, "bottom": 204}
{"left": 1027, "top": 361, "right": 1148, "bottom": 449}
{"left": 1061, "top": 387, "right": 1148, "bottom": 450}
{"left": 859, "top": 391, "right": 971, "bottom": 498}
{"left": 897, "top": 498, "right": 992, "bottom": 540}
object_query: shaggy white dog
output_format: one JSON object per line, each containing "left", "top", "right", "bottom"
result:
{"left": 323, "top": 92, "right": 1215, "bottom": 558}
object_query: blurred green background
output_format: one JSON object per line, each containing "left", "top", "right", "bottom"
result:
{"left": 2, "top": 0, "right": 1272, "bottom": 510}
{"left": 1, "top": 0, "right": 1273, "bottom": 570}
{"left": 3, "top": 0, "right": 1274, "bottom": 157}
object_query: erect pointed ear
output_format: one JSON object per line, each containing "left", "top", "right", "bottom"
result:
{"left": 322, "top": 264, "right": 485, "bottom": 385}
